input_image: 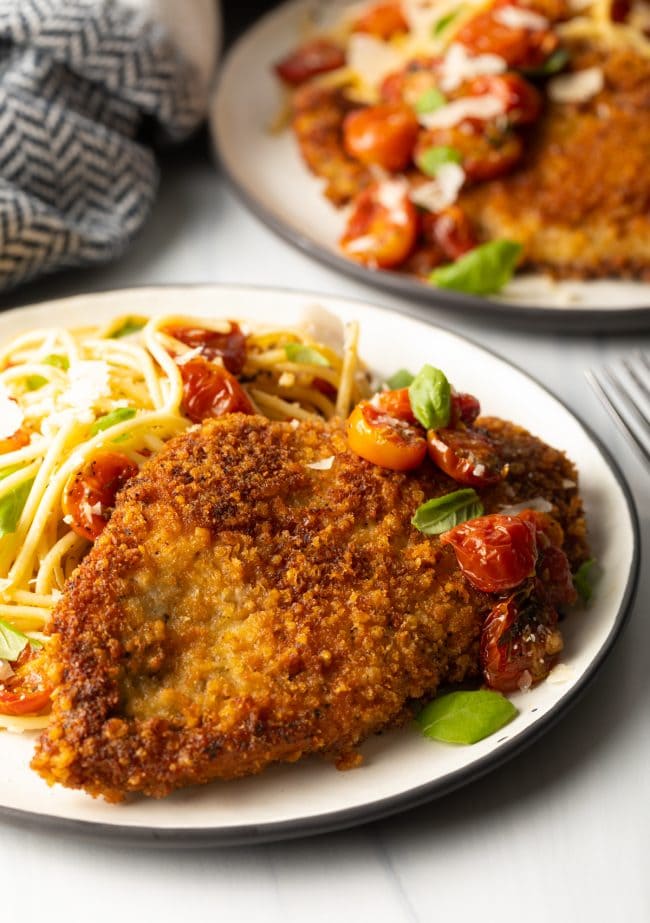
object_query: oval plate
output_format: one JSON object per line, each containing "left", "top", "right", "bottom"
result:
{"left": 0, "top": 284, "right": 640, "bottom": 845}
{"left": 211, "top": 0, "right": 650, "bottom": 331}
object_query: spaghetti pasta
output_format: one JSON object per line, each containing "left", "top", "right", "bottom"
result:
{"left": 0, "top": 311, "right": 370, "bottom": 730}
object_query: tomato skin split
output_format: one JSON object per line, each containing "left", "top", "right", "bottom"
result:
{"left": 341, "top": 182, "right": 418, "bottom": 269}
{"left": 275, "top": 39, "right": 345, "bottom": 86}
{"left": 347, "top": 400, "right": 427, "bottom": 471}
{"left": 63, "top": 450, "right": 139, "bottom": 542}
{"left": 427, "top": 427, "right": 503, "bottom": 486}
{"left": 162, "top": 322, "right": 247, "bottom": 375}
{"left": 178, "top": 357, "right": 255, "bottom": 424}
{"left": 343, "top": 104, "right": 419, "bottom": 172}
{"left": 441, "top": 513, "right": 538, "bottom": 593}
{"left": 0, "top": 647, "right": 52, "bottom": 717}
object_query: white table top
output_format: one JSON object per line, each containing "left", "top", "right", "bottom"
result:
{"left": 1, "top": 144, "right": 648, "bottom": 923}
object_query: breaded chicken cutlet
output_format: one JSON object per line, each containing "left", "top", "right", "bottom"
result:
{"left": 33, "top": 414, "right": 586, "bottom": 801}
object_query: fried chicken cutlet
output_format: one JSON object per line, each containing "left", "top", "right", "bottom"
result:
{"left": 33, "top": 414, "right": 586, "bottom": 801}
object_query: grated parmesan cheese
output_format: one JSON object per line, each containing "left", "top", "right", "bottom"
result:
{"left": 409, "top": 163, "right": 466, "bottom": 211}
{"left": 548, "top": 67, "right": 604, "bottom": 104}
{"left": 0, "top": 383, "right": 24, "bottom": 440}
{"left": 419, "top": 93, "right": 505, "bottom": 128}
{"left": 439, "top": 43, "right": 507, "bottom": 92}
{"left": 62, "top": 360, "right": 111, "bottom": 412}
{"left": 493, "top": 5, "right": 549, "bottom": 30}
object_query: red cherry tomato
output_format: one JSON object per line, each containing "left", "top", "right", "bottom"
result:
{"left": 352, "top": 1, "right": 408, "bottom": 38}
{"left": 162, "top": 322, "right": 247, "bottom": 375}
{"left": 343, "top": 104, "right": 419, "bottom": 171}
{"left": 481, "top": 586, "right": 563, "bottom": 692}
{"left": 421, "top": 206, "right": 478, "bottom": 261}
{"left": 415, "top": 123, "right": 523, "bottom": 183}
{"left": 0, "top": 426, "right": 30, "bottom": 454}
{"left": 455, "top": 0, "right": 560, "bottom": 69}
{"left": 441, "top": 513, "right": 538, "bottom": 593}
{"left": 536, "top": 545, "right": 577, "bottom": 607}
{"left": 341, "top": 182, "right": 418, "bottom": 269}
{"left": 427, "top": 428, "right": 503, "bottom": 486}
{"left": 468, "top": 73, "right": 542, "bottom": 125}
{"left": 347, "top": 400, "right": 426, "bottom": 471}
{"left": 178, "top": 356, "right": 255, "bottom": 424}
{"left": 63, "top": 450, "right": 139, "bottom": 541}
{"left": 376, "top": 387, "right": 417, "bottom": 423}
{"left": 0, "top": 647, "right": 52, "bottom": 717}
{"left": 450, "top": 390, "right": 481, "bottom": 426}
{"left": 274, "top": 38, "right": 346, "bottom": 86}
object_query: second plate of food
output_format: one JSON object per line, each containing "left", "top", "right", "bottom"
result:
{"left": 211, "top": 0, "right": 650, "bottom": 329}
{"left": 0, "top": 284, "right": 639, "bottom": 845}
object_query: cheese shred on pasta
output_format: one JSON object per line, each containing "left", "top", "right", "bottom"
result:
{"left": 0, "top": 311, "right": 369, "bottom": 730}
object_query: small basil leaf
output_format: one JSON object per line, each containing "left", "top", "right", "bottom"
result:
{"left": 433, "top": 10, "right": 459, "bottom": 35}
{"left": 573, "top": 558, "right": 597, "bottom": 604}
{"left": 412, "top": 488, "right": 484, "bottom": 535}
{"left": 408, "top": 364, "right": 451, "bottom": 430}
{"left": 385, "top": 369, "right": 415, "bottom": 390}
{"left": 0, "top": 619, "right": 31, "bottom": 662}
{"left": 0, "top": 478, "right": 34, "bottom": 538}
{"left": 430, "top": 240, "right": 522, "bottom": 295}
{"left": 417, "top": 145, "right": 462, "bottom": 177}
{"left": 414, "top": 87, "right": 447, "bottom": 115}
{"left": 284, "top": 344, "right": 329, "bottom": 367}
{"left": 43, "top": 354, "right": 69, "bottom": 371}
{"left": 522, "top": 47, "right": 569, "bottom": 77}
{"left": 25, "top": 375, "right": 47, "bottom": 391}
{"left": 418, "top": 690, "right": 518, "bottom": 744}
{"left": 90, "top": 407, "right": 136, "bottom": 435}
{"left": 110, "top": 317, "right": 147, "bottom": 338}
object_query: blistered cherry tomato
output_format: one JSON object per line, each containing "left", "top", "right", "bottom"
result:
{"left": 468, "top": 73, "right": 542, "bottom": 125}
{"left": 162, "top": 322, "right": 247, "bottom": 375}
{"left": 536, "top": 545, "right": 577, "bottom": 607}
{"left": 343, "top": 104, "right": 419, "bottom": 171}
{"left": 441, "top": 513, "right": 538, "bottom": 593}
{"left": 421, "top": 206, "right": 478, "bottom": 261}
{"left": 0, "top": 426, "right": 30, "bottom": 454}
{"left": 347, "top": 401, "right": 426, "bottom": 471}
{"left": 341, "top": 182, "right": 418, "bottom": 268}
{"left": 275, "top": 38, "right": 346, "bottom": 85}
{"left": 450, "top": 390, "right": 481, "bottom": 426}
{"left": 0, "top": 647, "right": 52, "bottom": 717}
{"left": 481, "top": 587, "right": 563, "bottom": 692}
{"left": 416, "top": 123, "right": 523, "bottom": 183}
{"left": 380, "top": 56, "right": 440, "bottom": 105}
{"left": 455, "top": 0, "right": 560, "bottom": 69}
{"left": 376, "top": 387, "right": 417, "bottom": 423}
{"left": 353, "top": 1, "right": 408, "bottom": 38}
{"left": 63, "top": 450, "right": 139, "bottom": 541}
{"left": 516, "top": 508, "right": 564, "bottom": 549}
{"left": 178, "top": 356, "right": 255, "bottom": 424}
{"left": 427, "top": 428, "right": 503, "bottom": 486}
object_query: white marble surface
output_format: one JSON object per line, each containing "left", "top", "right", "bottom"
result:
{"left": 0, "top": 145, "right": 648, "bottom": 923}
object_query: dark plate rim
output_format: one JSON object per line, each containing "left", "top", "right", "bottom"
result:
{"left": 0, "top": 282, "right": 641, "bottom": 847}
{"left": 210, "top": 0, "right": 650, "bottom": 333}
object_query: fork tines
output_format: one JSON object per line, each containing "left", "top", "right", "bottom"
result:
{"left": 586, "top": 352, "right": 650, "bottom": 466}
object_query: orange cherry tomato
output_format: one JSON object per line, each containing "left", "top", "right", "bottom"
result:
{"left": 352, "top": 1, "right": 408, "bottom": 38}
{"left": 441, "top": 513, "right": 538, "bottom": 593}
{"left": 380, "top": 57, "right": 441, "bottom": 105}
{"left": 421, "top": 206, "right": 478, "bottom": 261}
{"left": 416, "top": 123, "right": 523, "bottom": 183}
{"left": 0, "top": 647, "right": 52, "bottom": 717}
{"left": 376, "top": 387, "right": 417, "bottom": 423}
{"left": 274, "top": 38, "right": 346, "bottom": 85}
{"left": 343, "top": 104, "right": 419, "bottom": 171}
{"left": 178, "top": 356, "right": 255, "bottom": 424}
{"left": 468, "top": 73, "right": 542, "bottom": 126}
{"left": 0, "top": 426, "right": 30, "bottom": 454}
{"left": 162, "top": 322, "right": 247, "bottom": 375}
{"left": 427, "top": 428, "right": 503, "bottom": 486}
{"left": 454, "top": 0, "right": 560, "bottom": 69}
{"left": 341, "top": 182, "right": 418, "bottom": 269}
{"left": 347, "top": 400, "right": 427, "bottom": 471}
{"left": 63, "top": 450, "right": 139, "bottom": 541}
{"left": 481, "top": 586, "right": 563, "bottom": 692}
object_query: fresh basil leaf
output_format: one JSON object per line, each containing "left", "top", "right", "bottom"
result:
{"left": 573, "top": 558, "right": 597, "bottom": 604}
{"left": 385, "top": 369, "right": 414, "bottom": 390}
{"left": 25, "top": 375, "right": 47, "bottom": 391}
{"left": 412, "top": 488, "right": 484, "bottom": 535}
{"left": 522, "top": 47, "right": 569, "bottom": 77}
{"left": 43, "top": 354, "right": 69, "bottom": 371}
{"left": 417, "top": 145, "right": 462, "bottom": 177}
{"left": 433, "top": 10, "right": 459, "bottom": 35}
{"left": 0, "top": 619, "right": 31, "bottom": 662}
{"left": 0, "top": 464, "right": 22, "bottom": 481}
{"left": 430, "top": 240, "right": 522, "bottom": 295}
{"left": 284, "top": 343, "right": 329, "bottom": 367}
{"left": 418, "top": 689, "right": 518, "bottom": 744}
{"left": 90, "top": 407, "right": 136, "bottom": 435}
{"left": 414, "top": 87, "right": 447, "bottom": 115}
{"left": 0, "top": 478, "right": 34, "bottom": 538}
{"left": 110, "top": 317, "right": 147, "bottom": 339}
{"left": 408, "top": 364, "right": 451, "bottom": 430}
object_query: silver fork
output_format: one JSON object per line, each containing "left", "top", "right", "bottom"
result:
{"left": 585, "top": 352, "right": 650, "bottom": 466}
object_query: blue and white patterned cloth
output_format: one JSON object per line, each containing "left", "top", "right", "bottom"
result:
{"left": 0, "top": 0, "right": 218, "bottom": 291}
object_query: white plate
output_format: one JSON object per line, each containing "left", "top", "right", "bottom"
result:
{"left": 0, "top": 285, "right": 639, "bottom": 845}
{"left": 210, "top": 0, "right": 650, "bottom": 329}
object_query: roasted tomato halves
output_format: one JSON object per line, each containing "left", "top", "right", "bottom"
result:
{"left": 63, "top": 450, "right": 139, "bottom": 542}
{"left": 0, "top": 647, "right": 52, "bottom": 717}
{"left": 441, "top": 513, "right": 538, "bottom": 593}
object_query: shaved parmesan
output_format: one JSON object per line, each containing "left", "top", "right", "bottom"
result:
{"left": 499, "top": 497, "right": 554, "bottom": 515}
{"left": 548, "top": 67, "right": 604, "bottom": 104}
{"left": 439, "top": 43, "right": 507, "bottom": 92}
{"left": 300, "top": 304, "right": 344, "bottom": 352}
{"left": 546, "top": 663, "right": 574, "bottom": 685}
{"left": 307, "top": 456, "right": 335, "bottom": 471}
{"left": 0, "top": 384, "right": 24, "bottom": 440}
{"left": 376, "top": 178, "right": 410, "bottom": 221}
{"left": 419, "top": 93, "right": 505, "bottom": 128}
{"left": 493, "top": 5, "right": 549, "bottom": 30}
{"left": 410, "top": 163, "right": 466, "bottom": 211}
{"left": 347, "top": 33, "right": 403, "bottom": 89}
